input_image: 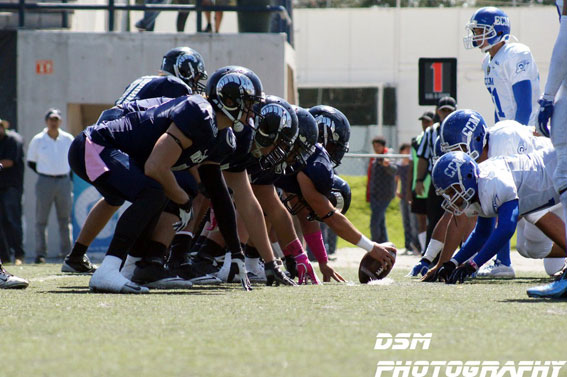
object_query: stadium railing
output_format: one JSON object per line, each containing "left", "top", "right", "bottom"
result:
{"left": 0, "top": 0, "right": 293, "bottom": 43}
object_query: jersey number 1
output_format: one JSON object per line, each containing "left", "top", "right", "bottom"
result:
{"left": 488, "top": 87, "right": 506, "bottom": 119}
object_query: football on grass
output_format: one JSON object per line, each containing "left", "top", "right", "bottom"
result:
{"left": 358, "top": 242, "right": 397, "bottom": 283}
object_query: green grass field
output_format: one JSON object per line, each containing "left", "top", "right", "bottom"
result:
{"left": 2, "top": 264, "right": 566, "bottom": 377}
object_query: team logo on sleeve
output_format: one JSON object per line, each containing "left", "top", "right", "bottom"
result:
{"left": 516, "top": 60, "right": 530, "bottom": 74}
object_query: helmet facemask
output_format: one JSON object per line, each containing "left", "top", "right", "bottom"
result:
{"left": 171, "top": 52, "right": 208, "bottom": 93}
{"left": 437, "top": 180, "right": 477, "bottom": 216}
{"left": 213, "top": 72, "right": 263, "bottom": 132}
{"left": 315, "top": 114, "right": 349, "bottom": 166}
{"left": 255, "top": 104, "right": 298, "bottom": 170}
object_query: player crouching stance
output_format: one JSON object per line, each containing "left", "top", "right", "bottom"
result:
{"left": 68, "top": 66, "right": 263, "bottom": 293}
{"left": 429, "top": 149, "right": 563, "bottom": 285}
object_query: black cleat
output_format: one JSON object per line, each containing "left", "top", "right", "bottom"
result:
{"left": 132, "top": 257, "right": 193, "bottom": 289}
{"left": 62, "top": 254, "right": 97, "bottom": 273}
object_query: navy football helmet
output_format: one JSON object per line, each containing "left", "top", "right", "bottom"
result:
{"left": 254, "top": 95, "right": 299, "bottom": 170}
{"left": 161, "top": 47, "right": 208, "bottom": 93}
{"left": 432, "top": 151, "right": 480, "bottom": 216}
{"left": 289, "top": 106, "right": 319, "bottom": 169}
{"left": 205, "top": 66, "right": 264, "bottom": 132}
{"left": 440, "top": 109, "right": 488, "bottom": 161}
{"left": 464, "top": 7, "right": 511, "bottom": 52}
{"left": 309, "top": 105, "right": 351, "bottom": 167}
{"left": 282, "top": 175, "right": 352, "bottom": 221}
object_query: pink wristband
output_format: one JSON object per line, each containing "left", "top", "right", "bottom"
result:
{"left": 283, "top": 239, "right": 303, "bottom": 257}
{"left": 304, "top": 231, "right": 328, "bottom": 264}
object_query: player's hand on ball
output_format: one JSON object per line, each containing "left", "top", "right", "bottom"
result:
{"left": 319, "top": 262, "right": 345, "bottom": 283}
{"left": 369, "top": 243, "right": 396, "bottom": 271}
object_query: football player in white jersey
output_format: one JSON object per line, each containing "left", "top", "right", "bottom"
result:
{"left": 528, "top": 0, "right": 567, "bottom": 298}
{"left": 417, "top": 110, "right": 566, "bottom": 281}
{"left": 464, "top": 8, "right": 541, "bottom": 275}
{"left": 465, "top": 7, "right": 541, "bottom": 126}
{"left": 430, "top": 148, "right": 564, "bottom": 284}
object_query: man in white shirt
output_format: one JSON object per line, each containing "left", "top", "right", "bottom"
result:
{"left": 27, "top": 109, "right": 75, "bottom": 264}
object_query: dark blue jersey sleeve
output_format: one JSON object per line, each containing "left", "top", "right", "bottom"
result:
{"left": 115, "top": 75, "right": 191, "bottom": 105}
{"left": 301, "top": 145, "right": 334, "bottom": 195}
{"left": 167, "top": 95, "right": 217, "bottom": 146}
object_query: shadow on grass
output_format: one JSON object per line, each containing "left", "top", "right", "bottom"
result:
{"left": 474, "top": 277, "right": 551, "bottom": 284}
{"left": 500, "top": 298, "right": 567, "bottom": 303}
{"left": 39, "top": 284, "right": 263, "bottom": 295}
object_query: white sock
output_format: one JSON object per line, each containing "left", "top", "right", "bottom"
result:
{"left": 271, "top": 242, "right": 284, "bottom": 259}
{"left": 120, "top": 255, "right": 141, "bottom": 280}
{"left": 544, "top": 257, "right": 566, "bottom": 276}
{"left": 418, "top": 232, "right": 426, "bottom": 253}
{"left": 423, "top": 239, "right": 444, "bottom": 262}
{"left": 99, "top": 255, "right": 123, "bottom": 272}
{"left": 220, "top": 252, "right": 232, "bottom": 270}
{"left": 245, "top": 257, "right": 260, "bottom": 272}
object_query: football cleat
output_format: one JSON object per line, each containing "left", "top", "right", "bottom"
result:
{"left": 89, "top": 265, "right": 149, "bottom": 294}
{"left": 527, "top": 270, "right": 567, "bottom": 298}
{"left": 0, "top": 266, "right": 29, "bottom": 289}
{"left": 131, "top": 258, "right": 193, "bottom": 289}
{"left": 62, "top": 254, "right": 97, "bottom": 274}
{"left": 171, "top": 257, "right": 222, "bottom": 285}
{"left": 476, "top": 260, "right": 515, "bottom": 278}
{"left": 245, "top": 257, "right": 267, "bottom": 283}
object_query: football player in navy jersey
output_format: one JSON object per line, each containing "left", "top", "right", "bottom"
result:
{"left": 68, "top": 66, "right": 263, "bottom": 293}
{"left": 209, "top": 94, "right": 299, "bottom": 286}
{"left": 184, "top": 96, "right": 304, "bottom": 285}
{"left": 276, "top": 108, "right": 396, "bottom": 274}
{"left": 63, "top": 46, "right": 206, "bottom": 274}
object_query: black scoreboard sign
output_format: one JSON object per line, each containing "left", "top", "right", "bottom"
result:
{"left": 418, "top": 58, "right": 457, "bottom": 106}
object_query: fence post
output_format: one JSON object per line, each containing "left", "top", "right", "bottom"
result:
{"left": 108, "top": 0, "right": 115, "bottom": 31}
{"left": 196, "top": 0, "right": 202, "bottom": 32}
{"left": 18, "top": 0, "right": 25, "bottom": 28}
{"left": 62, "top": 0, "right": 69, "bottom": 28}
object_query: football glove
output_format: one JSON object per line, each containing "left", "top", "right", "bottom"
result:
{"left": 447, "top": 261, "right": 478, "bottom": 284}
{"left": 537, "top": 97, "right": 554, "bottom": 138}
{"left": 265, "top": 260, "right": 297, "bottom": 287}
{"left": 407, "top": 258, "right": 431, "bottom": 277}
{"left": 173, "top": 200, "right": 193, "bottom": 232}
{"left": 295, "top": 253, "right": 321, "bottom": 285}
{"left": 283, "top": 255, "right": 298, "bottom": 279}
{"left": 437, "top": 260, "right": 457, "bottom": 283}
{"left": 227, "top": 254, "right": 252, "bottom": 291}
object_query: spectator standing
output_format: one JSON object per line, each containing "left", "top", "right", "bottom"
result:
{"left": 135, "top": 0, "right": 170, "bottom": 31}
{"left": 396, "top": 143, "right": 419, "bottom": 254}
{"left": 203, "top": 0, "right": 229, "bottom": 33}
{"left": 0, "top": 119, "right": 25, "bottom": 265}
{"left": 27, "top": 109, "right": 74, "bottom": 264}
{"left": 367, "top": 136, "right": 397, "bottom": 243}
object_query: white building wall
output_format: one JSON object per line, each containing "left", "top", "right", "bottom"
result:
{"left": 293, "top": 7, "right": 559, "bottom": 147}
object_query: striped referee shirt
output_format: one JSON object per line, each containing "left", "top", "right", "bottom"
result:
{"left": 416, "top": 122, "right": 440, "bottom": 173}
